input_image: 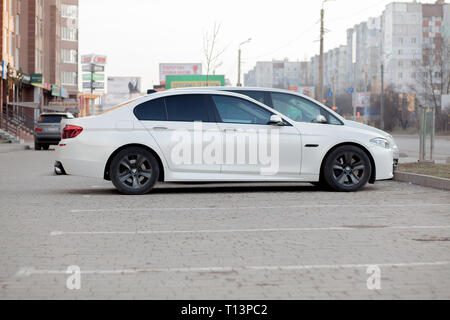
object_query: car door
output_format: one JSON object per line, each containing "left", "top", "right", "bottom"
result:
{"left": 135, "top": 94, "right": 221, "bottom": 173}
{"left": 269, "top": 92, "right": 344, "bottom": 175}
{"left": 210, "top": 94, "right": 302, "bottom": 176}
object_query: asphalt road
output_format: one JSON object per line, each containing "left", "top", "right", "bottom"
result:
{"left": 0, "top": 149, "right": 449, "bottom": 299}
{"left": 393, "top": 135, "right": 450, "bottom": 163}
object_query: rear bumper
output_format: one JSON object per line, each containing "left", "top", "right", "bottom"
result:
{"left": 55, "top": 141, "right": 111, "bottom": 179}
{"left": 35, "top": 136, "right": 61, "bottom": 145}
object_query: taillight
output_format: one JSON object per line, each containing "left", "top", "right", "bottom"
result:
{"left": 35, "top": 127, "right": 43, "bottom": 132}
{"left": 62, "top": 125, "right": 83, "bottom": 139}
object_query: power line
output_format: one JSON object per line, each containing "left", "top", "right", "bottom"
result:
{"left": 243, "top": 22, "right": 318, "bottom": 61}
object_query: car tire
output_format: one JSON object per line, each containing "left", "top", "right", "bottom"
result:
{"left": 323, "top": 145, "right": 372, "bottom": 192}
{"left": 110, "top": 147, "right": 159, "bottom": 195}
{"left": 34, "top": 143, "right": 41, "bottom": 151}
{"left": 42, "top": 145, "right": 50, "bottom": 150}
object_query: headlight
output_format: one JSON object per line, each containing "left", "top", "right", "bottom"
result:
{"left": 370, "top": 137, "right": 390, "bottom": 149}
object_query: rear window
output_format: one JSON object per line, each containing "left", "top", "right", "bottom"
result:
{"left": 38, "top": 115, "right": 67, "bottom": 123}
{"left": 134, "top": 98, "right": 167, "bottom": 121}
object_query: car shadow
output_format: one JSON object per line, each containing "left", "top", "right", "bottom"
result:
{"left": 53, "top": 182, "right": 380, "bottom": 196}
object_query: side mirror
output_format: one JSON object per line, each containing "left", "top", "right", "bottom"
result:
{"left": 316, "top": 114, "right": 328, "bottom": 124}
{"left": 269, "top": 115, "right": 285, "bottom": 126}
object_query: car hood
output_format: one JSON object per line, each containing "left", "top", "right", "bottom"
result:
{"left": 344, "top": 120, "right": 391, "bottom": 139}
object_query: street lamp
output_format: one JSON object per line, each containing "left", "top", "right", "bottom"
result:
{"left": 237, "top": 38, "right": 252, "bottom": 87}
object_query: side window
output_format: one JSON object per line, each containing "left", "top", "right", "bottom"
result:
{"left": 164, "top": 94, "right": 209, "bottom": 122}
{"left": 229, "top": 90, "right": 266, "bottom": 104}
{"left": 271, "top": 93, "right": 320, "bottom": 123}
{"left": 133, "top": 98, "right": 167, "bottom": 121}
{"left": 327, "top": 113, "right": 342, "bottom": 125}
{"left": 271, "top": 93, "right": 342, "bottom": 125}
{"left": 212, "top": 95, "right": 272, "bottom": 125}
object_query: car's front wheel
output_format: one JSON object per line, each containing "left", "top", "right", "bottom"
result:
{"left": 323, "top": 145, "right": 372, "bottom": 192}
{"left": 110, "top": 147, "right": 159, "bottom": 195}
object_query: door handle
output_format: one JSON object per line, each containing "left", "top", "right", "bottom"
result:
{"left": 223, "top": 128, "right": 236, "bottom": 132}
{"left": 152, "top": 127, "right": 168, "bottom": 131}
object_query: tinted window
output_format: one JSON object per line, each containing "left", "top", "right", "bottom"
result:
{"left": 38, "top": 115, "right": 67, "bottom": 123}
{"left": 212, "top": 95, "right": 272, "bottom": 125}
{"left": 165, "top": 94, "right": 209, "bottom": 122}
{"left": 133, "top": 98, "right": 167, "bottom": 121}
{"left": 229, "top": 90, "right": 266, "bottom": 104}
{"left": 271, "top": 93, "right": 342, "bottom": 125}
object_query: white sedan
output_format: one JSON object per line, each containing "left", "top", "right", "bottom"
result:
{"left": 55, "top": 90, "right": 395, "bottom": 195}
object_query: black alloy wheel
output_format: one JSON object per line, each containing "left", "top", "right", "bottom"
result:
{"left": 110, "top": 147, "right": 159, "bottom": 195}
{"left": 323, "top": 145, "right": 371, "bottom": 192}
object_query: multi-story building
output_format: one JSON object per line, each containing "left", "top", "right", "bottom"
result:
{"left": 346, "top": 17, "right": 382, "bottom": 94}
{"left": 60, "top": 0, "right": 78, "bottom": 99}
{"left": 1, "top": 0, "right": 20, "bottom": 114}
{"left": 381, "top": 2, "right": 423, "bottom": 92}
{"left": 322, "top": 45, "right": 349, "bottom": 96}
{"left": 1, "top": 0, "right": 79, "bottom": 142}
{"left": 244, "top": 59, "right": 309, "bottom": 89}
{"left": 19, "top": 0, "right": 78, "bottom": 105}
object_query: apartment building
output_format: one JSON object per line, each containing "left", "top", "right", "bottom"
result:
{"left": 60, "top": 0, "right": 78, "bottom": 99}
{"left": 381, "top": 2, "right": 423, "bottom": 92}
{"left": 1, "top": 0, "right": 20, "bottom": 113}
{"left": 1, "top": 0, "right": 79, "bottom": 110}
{"left": 244, "top": 59, "right": 309, "bottom": 89}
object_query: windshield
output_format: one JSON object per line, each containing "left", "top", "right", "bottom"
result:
{"left": 38, "top": 115, "right": 67, "bottom": 123}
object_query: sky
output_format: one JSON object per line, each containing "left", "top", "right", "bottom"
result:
{"left": 79, "top": 0, "right": 440, "bottom": 91}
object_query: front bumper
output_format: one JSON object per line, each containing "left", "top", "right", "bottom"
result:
{"left": 370, "top": 146, "right": 395, "bottom": 181}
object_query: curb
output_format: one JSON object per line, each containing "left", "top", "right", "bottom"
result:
{"left": 0, "top": 144, "right": 31, "bottom": 153}
{"left": 394, "top": 171, "right": 450, "bottom": 191}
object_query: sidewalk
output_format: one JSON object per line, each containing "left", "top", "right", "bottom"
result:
{"left": 0, "top": 142, "right": 32, "bottom": 153}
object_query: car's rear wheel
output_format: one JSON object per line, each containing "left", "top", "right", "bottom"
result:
{"left": 34, "top": 143, "right": 41, "bottom": 151}
{"left": 42, "top": 145, "right": 50, "bottom": 150}
{"left": 110, "top": 147, "right": 159, "bottom": 195}
{"left": 323, "top": 145, "right": 371, "bottom": 192}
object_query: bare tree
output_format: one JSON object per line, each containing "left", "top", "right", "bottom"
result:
{"left": 410, "top": 37, "right": 450, "bottom": 131}
{"left": 203, "top": 22, "right": 226, "bottom": 85}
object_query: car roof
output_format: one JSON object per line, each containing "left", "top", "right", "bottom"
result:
{"left": 127, "top": 89, "right": 294, "bottom": 124}
{"left": 172, "top": 86, "right": 345, "bottom": 122}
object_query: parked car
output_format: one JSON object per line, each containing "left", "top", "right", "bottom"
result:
{"left": 34, "top": 112, "right": 74, "bottom": 150}
{"left": 55, "top": 90, "right": 395, "bottom": 195}
{"left": 176, "top": 87, "right": 400, "bottom": 167}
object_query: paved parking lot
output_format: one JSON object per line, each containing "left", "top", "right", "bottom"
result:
{"left": 0, "top": 149, "right": 449, "bottom": 299}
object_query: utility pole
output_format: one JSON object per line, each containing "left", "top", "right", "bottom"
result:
{"left": 380, "top": 63, "right": 385, "bottom": 130}
{"left": 237, "top": 38, "right": 251, "bottom": 87}
{"left": 430, "top": 106, "right": 435, "bottom": 161}
{"left": 332, "top": 74, "right": 336, "bottom": 109}
{"left": 237, "top": 48, "right": 242, "bottom": 87}
{"left": 318, "top": 7, "right": 325, "bottom": 103}
{"left": 419, "top": 107, "right": 427, "bottom": 162}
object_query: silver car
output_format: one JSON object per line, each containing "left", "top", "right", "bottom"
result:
{"left": 34, "top": 112, "right": 74, "bottom": 150}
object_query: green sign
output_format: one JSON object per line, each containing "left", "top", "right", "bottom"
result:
{"left": 82, "top": 73, "right": 105, "bottom": 81}
{"left": 31, "top": 73, "right": 43, "bottom": 84}
{"left": 51, "top": 85, "right": 61, "bottom": 97}
{"left": 166, "top": 75, "right": 225, "bottom": 89}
